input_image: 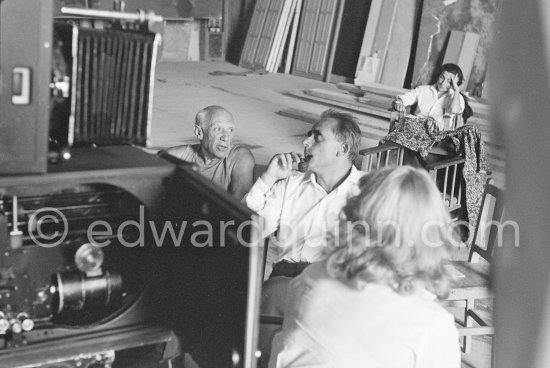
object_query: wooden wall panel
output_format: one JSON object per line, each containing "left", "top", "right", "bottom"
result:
{"left": 292, "top": 0, "right": 322, "bottom": 76}
{"left": 240, "top": 0, "right": 272, "bottom": 68}
{"left": 254, "top": 0, "right": 287, "bottom": 68}
{"left": 308, "top": 0, "right": 338, "bottom": 77}
{"left": 369, "top": 0, "right": 398, "bottom": 66}
{"left": 378, "top": 0, "right": 416, "bottom": 87}
{"left": 292, "top": 0, "right": 338, "bottom": 80}
{"left": 266, "top": 0, "right": 296, "bottom": 72}
{"left": 354, "top": 0, "right": 418, "bottom": 88}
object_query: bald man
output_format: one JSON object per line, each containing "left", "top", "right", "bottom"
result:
{"left": 161, "top": 105, "right": 255, "bottom": 200}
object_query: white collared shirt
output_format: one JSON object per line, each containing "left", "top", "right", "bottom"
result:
{"left": 399, "top": 85, "right": 465, "bottom": 126}
{"left": 244, "top": 166, "right": 365, "bottom": 277}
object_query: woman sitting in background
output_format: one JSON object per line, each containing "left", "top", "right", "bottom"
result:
{"left": 382, "top": 64, "right": 487, "bottom": 231}
{"left": 268, "top": 166, "right": 460, "bottom": 368}
{"left": 393, "top": 63, "right": 472, "bottom": 132}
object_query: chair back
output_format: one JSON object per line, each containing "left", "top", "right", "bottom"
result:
{"left": 357, "top": 143, "right": 404, "bottom": 172}
{"left": 468, "top": 180, "right": 505, "bottom": 263}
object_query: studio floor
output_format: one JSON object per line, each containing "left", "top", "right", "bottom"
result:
{"left": 149, "top": 60, "right": 494, "bottom": 368}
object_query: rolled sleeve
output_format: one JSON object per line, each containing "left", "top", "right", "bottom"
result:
{"left": 244, "top": 176, "right": 272, "bottom": 211}
{"left": 244, "top": 177, "right": 286, "bottom": 239}
{"left": 398, "top": 89, "right": 419, "bottom": 107}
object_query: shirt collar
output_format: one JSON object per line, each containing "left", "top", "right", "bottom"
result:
{"left": 300, "top": 165, "right": 362, "bottom": 189}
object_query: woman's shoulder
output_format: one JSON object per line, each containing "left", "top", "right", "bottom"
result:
{"left": 290, "top": 262, "right": 337, "bottom": 292}
{"left": 408, "top": 289, "right": 455, "bottom": 324}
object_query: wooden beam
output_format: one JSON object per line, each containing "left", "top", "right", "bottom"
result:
{"left": 284, "top": 0, "right": 303, "bottom": 74}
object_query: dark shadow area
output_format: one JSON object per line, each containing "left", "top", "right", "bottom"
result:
{"left": 331, "top": 0, "right": 371, "bottom": 78}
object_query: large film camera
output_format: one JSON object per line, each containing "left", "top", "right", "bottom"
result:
{"left": 0, "top": 1, "right": 262, "bottom": 367}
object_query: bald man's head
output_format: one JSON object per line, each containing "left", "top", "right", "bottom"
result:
{"left": 194, "top": 106, "right": 236, "bottom": 159}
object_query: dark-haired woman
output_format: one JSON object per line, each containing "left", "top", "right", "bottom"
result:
{"left": 393, "top": 63, "right": 469, "bottom": 132}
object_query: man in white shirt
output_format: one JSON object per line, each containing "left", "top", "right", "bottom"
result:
{"left": 245, "top": 109, "right": 364, "bottom": 279}
{"left": 245, "top": 109, "right": 365, "bottom": 367}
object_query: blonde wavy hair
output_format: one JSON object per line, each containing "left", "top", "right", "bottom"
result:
{"left": 325, "top": 166, "right": 457, "bottom": 298}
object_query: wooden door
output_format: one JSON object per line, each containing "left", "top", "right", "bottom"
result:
{"left": 292, "top": 0, "right": 338, "bottom": 80}
{"left": 240, "top": 0, "right": 287, "bottom": 69}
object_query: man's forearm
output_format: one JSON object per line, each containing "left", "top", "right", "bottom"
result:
{"left": 243, "top": 176, "right": 273, "bottom": 212}
{"left": 243, "top": 176, "right": 283, "bottom": 239}
{"left": 449, "top": 92, "right": 463, "bottom": 114}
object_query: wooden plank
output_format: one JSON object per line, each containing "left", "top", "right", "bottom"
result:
{"left": 336, "top": 82, "right": 365, "bottom": 96}
{"left": 277, "top": 107, "right": 320, "bottom": 125}
{"left": 306, "top": 87, "right": 360, "bottom": 104}
{"left": 277, "top": 107, "right": 389, "bottom": 141}
{"left": 337, "top": 82, "right": 408, "bottom": 98}
{"left": 290, "top": 89, "right": 392, "bottom": 119}
{"left": 292, "top": 0, "right": 338, "bottom": 80}
{"left": 309, "top": 0, "right": 339, "bottom": 77}
{"left": 269, "top": 0, "right": 297, "bottom": 73}
{"left": 456, "top": 32, "right": 480, "bottom": 86}
{"left": 357, "top": 94, "right": 393, "bottom": 110}
{"left": 254, "top": 0, "right": 287, "bottom": 68}
{"left": 240, "top": 0, "right": 271, "bottom": 68}
{"left": 284, "top": 0, "right": 303, "bottom": 74}
{"left": 374, "top": 0, "right": 399, "bottom": 83}
{"left": 378, "top": 0, "right": 416, "bottom": 87}
{"left": 292, "top": 0, "right": 322, "bottom": 77}
{"left": 187, "top": 21, "right": 201, "bottom": 61}
{"left": 274, "top": 0, "right": 299, "bottom": 72}
{"left": 266, "top": 0, "right": 295, "bottom": 72}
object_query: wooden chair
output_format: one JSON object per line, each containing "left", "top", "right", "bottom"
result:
{"left": 425, "top": 155, "right": 465, "bottom": 212}
{"left": 443, "top": 180, "right": 505, "bottom": 355}
{"left": 357, "top": 142, "right": 404, "bottom": 172}
{"left": 356, "top": 144, "right": 465, "bottom": 213}
{"left": 357, "top": 104, "right": 468, "bottom": 213}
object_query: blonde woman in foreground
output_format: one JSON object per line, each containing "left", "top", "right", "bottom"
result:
{"left": 269, "top": 166, "right": 460, "bottom": 368}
